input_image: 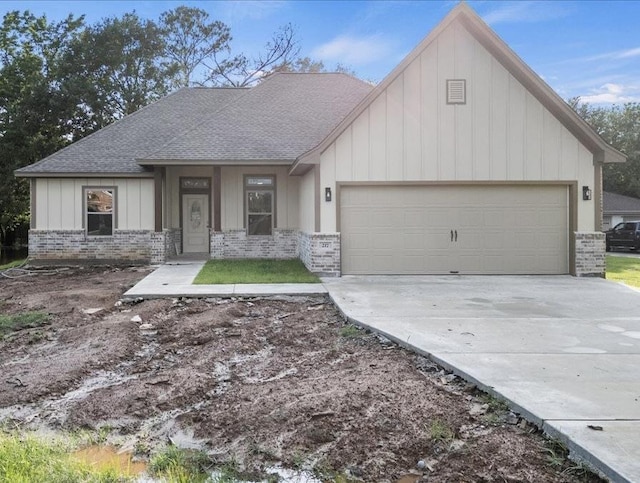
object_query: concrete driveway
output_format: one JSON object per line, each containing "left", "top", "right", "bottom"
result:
{"left": 323, "top": 275, "right": 640, "bottom": 483}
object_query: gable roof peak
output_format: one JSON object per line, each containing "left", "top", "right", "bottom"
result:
{"left": 291, "top": 0, "right": 624, "bottom": 172}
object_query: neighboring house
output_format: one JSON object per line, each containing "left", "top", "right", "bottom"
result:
{"left": 603, "top": 192, "right": 640, "bottom": 230}
{"left": 15, "top": 3, "right": 625, "bottom": 277}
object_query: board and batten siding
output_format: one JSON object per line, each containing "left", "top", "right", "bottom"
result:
{"left": 165, "top": 165, "right": 299, "bottom": 231}
{"left": 220, "top": 166, "right": 299, "bottom": 231}
{"left": 33, "top": 178, "right": 154, "bottom": 231}
{"left": 319, "top": 20, "right": 596, "bottom": 232}
{"left": 298, "top": 169, "right": 316, "bottom": 233}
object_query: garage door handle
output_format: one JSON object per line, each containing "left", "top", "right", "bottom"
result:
{"left": 451, "top": 230, "right": 454, "bottom": 242}
{"left": 455, "top": 230, "right": 458, "bottom": 242}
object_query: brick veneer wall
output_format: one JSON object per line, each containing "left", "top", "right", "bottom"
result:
{"left": 151, "top": 229, "right": 181, "bottom": 263}
{"left": 210, "top": 229, "right": 298, "bottom": 259}
{"left": 574, "top": 232, "right": 606, "bottom": 277}
{"left": 29, "top": 229, "right": 155, "bottom": 263}
{"left": 299, "top": 232, "right": 340, "bottom": 276}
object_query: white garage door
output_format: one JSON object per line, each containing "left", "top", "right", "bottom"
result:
{"left": 340, "top": 185, "right": 568, "bottom": 275}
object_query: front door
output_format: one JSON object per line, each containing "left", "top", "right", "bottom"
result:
{"left": 182, "top": 194, "right": 209, "bottom": 253}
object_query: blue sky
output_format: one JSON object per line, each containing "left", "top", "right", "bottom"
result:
{"left": 2, "top": 0, "right": 639, "bottom": 104}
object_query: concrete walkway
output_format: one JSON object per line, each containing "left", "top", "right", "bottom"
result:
{"left": 323, "top": 275, "right": 640, "bottom": 483}
{"left": 125, "top": 263, "right": 638, "bottom": 481}
{"left": 123, "top": 261, "right": 327, "bottom": 298}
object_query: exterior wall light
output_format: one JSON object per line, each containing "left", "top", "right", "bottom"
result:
{"left": 325, "top": 187, "right": 332, "bottom": 202}
{"left": 582, "top": 186, "right": 592, "bottom": 201}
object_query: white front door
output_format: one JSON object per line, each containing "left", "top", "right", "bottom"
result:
{"left": 182, "top": 194, "right": 209, "bottom": 253}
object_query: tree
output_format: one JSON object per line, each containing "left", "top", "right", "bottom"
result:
{"left": 69, "top": 12, "right": 172, "bottom": 120}
{"left": 206, "top": 23, "right": 300, "bottom": 87}
{"left": 159, "top": 6, "right": 231, "bottom": 88}
{"left": 572, "top": 99, "right": 640, "bottom": 198}
{"left": 271, "top": 56, "right": 357, "bottom": 77}
{"left": 0, "top": 10, "right": 85, "bottom": 245}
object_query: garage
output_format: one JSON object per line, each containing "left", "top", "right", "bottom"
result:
{"left": 340, "top": 185, "right": 569, "bottom": 275}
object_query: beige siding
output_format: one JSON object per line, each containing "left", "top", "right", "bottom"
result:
{"left": 319, "top": 20, "right": 596, "bottom": 232}
{"left": 219, "top": 166, "right": 299, "bottom": 231}
{"left": 341, "top": 185, "right": 569, "bottom": 275}
{"left": 34, "top": 178, "right": 154, "bottom": 230}
{"left": 298, "top": 169, "right": 316, "bottom": 233}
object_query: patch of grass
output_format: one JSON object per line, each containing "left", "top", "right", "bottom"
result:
{"left": 0, "top": 432, "right": 125, "bottom": 482}
{"left": 606, "top": 255, "right": 640, "bottom": 288}
{"left": 193, "top": 259, "right": 320, "bottom": 284}
{"left": 0, "top": 311, "right": 50, "bottom": 336}
{"left": 479, "top": 393, "right": 509, "bottom": 413}
{"left": 543, "top": 438, "right": 569, "bottom": 468}
{"left": 312, "top": 457, "right": 337, "bottom": 481}
{"left": 339, "top": 324, "right": 364, "bottom": 338}
{"left": 428, "top": 418, "right": 455, "bottom": 443}
{"left": 0, "top": 258, "right": 27, "bottom": 270}
{"left": 149, "top": 445, "right": 213, "bottom": 482}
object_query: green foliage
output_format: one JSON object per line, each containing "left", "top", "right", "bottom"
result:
{"left": 573, "top": 100, "right": 640, "bottom": 198}
{"left": 0, "top": 311, "right": 50, "bottom": 336}
{"left": 0, "top": 10, "right": 85, "bottom": 245}
{"left": 149, "top": 446, "right": 213, "bottom": 482}
{"left": 479, "top": 393, "right": 510, "bottom": 413}
{"left": 193, "top": 258, "right": 320, "bottom": 284}
{"left": 0, "top": 258, "right": 27, "bottom": 270}
{"left": 606, "top": 255, "right": 640, "bottom": 288}
{"left": 339, "top": 324, "right": 364, "bottom": 338}
{"left": 543, "top": 438, "right": 569, "bottom": 468}
{"left": 68, "top": 12, "right": 172, "bottom": 119}
{"left": 275, "top": 56, "right": 357, "bottom": 77}
{"left": 159, "top": 6, "right": 232, "bottom": 88}
{"left": 428, "top": 418, "right": 455, "bottom": 443}
{"left": 0, "top": 432, "right": 126, "bottom": 482}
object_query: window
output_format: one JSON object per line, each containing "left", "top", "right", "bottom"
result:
{"left": 245, "top": 176, "right": 274, "bottom": 235}
{"left": 85, "top": 188, "right": 114, "bottom": 236}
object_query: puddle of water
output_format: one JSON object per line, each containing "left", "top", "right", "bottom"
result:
{"left": 73, "top": 445, "right": 147, "bottom": 476}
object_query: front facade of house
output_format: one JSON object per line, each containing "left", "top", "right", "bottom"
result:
{"left": 17, "top": 4, "right": 625, "bottom": 277}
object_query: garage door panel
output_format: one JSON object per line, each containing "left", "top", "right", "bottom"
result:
{"left": 340, "top": 185, "right": 568, "bottom": 275}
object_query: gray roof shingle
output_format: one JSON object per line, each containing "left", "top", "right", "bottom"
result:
{"left": 604, "top": 191, "right": 640, "bottom": 214}
{"left": 16, "top": 73, "right": 373, "bottom": 175}
{"left": 140, "top": 73, "right": 373, "bottom": 162}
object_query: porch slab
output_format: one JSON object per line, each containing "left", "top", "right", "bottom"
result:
{"left": 124, "top": 262, "right": 327, "bottom": 298}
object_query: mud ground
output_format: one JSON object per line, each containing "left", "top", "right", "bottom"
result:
{"left": 0, "top": 266, "right": 602, "bottom": 482}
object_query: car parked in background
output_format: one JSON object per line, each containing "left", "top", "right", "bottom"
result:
{"left": 605, "top": 221, "right": 640, "bottom": 251}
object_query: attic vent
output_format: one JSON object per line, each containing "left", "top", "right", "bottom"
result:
{"left": 446, "top": 79, "right": 466, "bottom": 104}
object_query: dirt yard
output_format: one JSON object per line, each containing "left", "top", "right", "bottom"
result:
{"left": 0, "top": 266, "right": 602, "bottom": 482}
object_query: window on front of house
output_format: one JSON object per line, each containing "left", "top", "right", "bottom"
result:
{"left": 85, "top": 188, "right": 114, "bottom": 236}
{"left": 245, "top": 176, "right": 274, "bottom": 235}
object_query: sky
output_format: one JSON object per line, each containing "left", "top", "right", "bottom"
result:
{"left": 2, "top": 0, "right": 639, "bottom": 104}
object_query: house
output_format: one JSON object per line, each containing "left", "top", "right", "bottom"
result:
{"left": 603, "top": 191, "right": 640, "bottom": 230}
{"left": 15, "top": 3, "right": 625, "bottom": 277}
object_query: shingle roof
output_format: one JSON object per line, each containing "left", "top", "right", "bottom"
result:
{"left": 139, "top": 73, "right": 373, "bottom": 163}
{"left": 604, "top": 191, "right": 640, "bottom": 214}
{"left": 16, "top": 88, "right": 245, "bottom": 175}
{"left": 16, "top": 73, "right": 373, "bottom": 176}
